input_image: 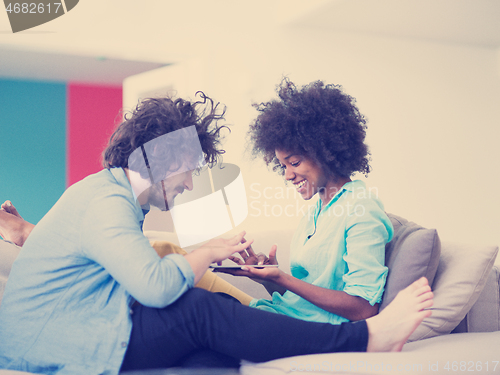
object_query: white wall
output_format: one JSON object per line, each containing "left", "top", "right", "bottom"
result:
{"left": 140, "top": 28, "right": 500, "bottom": 250}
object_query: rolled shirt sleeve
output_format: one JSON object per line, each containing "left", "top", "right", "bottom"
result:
{"left": 81, "top": 182, "right": 195, "bottom": 308}
{"left": 343, "top": 197, "right": 393, "bottom": 305}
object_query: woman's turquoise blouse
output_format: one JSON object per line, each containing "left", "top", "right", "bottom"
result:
{"left": 250, "top": 180, "right": 393, "bottom": 325}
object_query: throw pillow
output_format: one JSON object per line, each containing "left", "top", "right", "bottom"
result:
{"left": 409, "top": 241, "right": 498, "bottom": 341}
{"left": 380, "top": 213, "right": 441, "bottom": 310}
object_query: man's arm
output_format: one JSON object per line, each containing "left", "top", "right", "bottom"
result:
{"left": 82, "top": 192, "right": 197, "bottom": 308}
{"left": 83, "top": 191, "right": 254, "bottom": 307}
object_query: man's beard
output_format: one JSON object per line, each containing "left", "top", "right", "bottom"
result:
{"left": 147, "top": 182, "right": 169, "bottom": 211}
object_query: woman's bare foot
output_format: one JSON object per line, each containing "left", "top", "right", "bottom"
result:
{"left": 366, "top": 277, "right": 433, "bottom": 352}
{"left": 1, "top": 200, "right": 23, "bottom": 219}
{"left": 0, "top": 202, "right": 34, "bottom": 246}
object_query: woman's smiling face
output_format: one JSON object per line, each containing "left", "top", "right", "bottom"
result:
{"left": 275, "top": 149, "right": 328, "bottom": 201}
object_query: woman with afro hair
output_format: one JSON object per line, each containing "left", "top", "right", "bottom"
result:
{"left": 229, "top": 79, "right": 394, "bottom": 325}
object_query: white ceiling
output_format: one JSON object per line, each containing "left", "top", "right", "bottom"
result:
{"left": 0, "top": 48, "right": 166, "bottom": 84}
{"left": 0, "top": 0, "right": 499, "bottom": 84}
{"left": 293, "top": 0, "right": 500, "bottom": 48}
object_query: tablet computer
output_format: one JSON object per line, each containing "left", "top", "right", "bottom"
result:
{"left": 209, "top": 264, "right": 279, "bottom": 269}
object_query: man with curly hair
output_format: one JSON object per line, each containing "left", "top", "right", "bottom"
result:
{"left": 230, "top": 79, "right": 394, "bottom": 325}
{"left": 0, "top": 93, "right": 432, "bottom": 374}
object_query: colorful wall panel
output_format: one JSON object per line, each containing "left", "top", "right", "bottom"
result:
{"left": 67, "top": 84, "right": 123, "bottom": 187}
{"left": 0, "top": 78, "right": 122, "bottom": 225}
{"left": 0, "top": 79, "right": 67, "bottom": 225}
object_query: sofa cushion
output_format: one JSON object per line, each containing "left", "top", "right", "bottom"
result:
{"left": 380, "top": 213, "right": 441, "bottom": 310}
{"left": 0, "top": 239, "right": 21, "bottom": 306}
{"left": 240, "top": 331, "right": 500, "bottom": 375}
{"left": 409, "top": 241, "right": 499, "bottom": 341}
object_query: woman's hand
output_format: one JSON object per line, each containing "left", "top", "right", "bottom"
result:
{"left": 229, "top": 238, "right": 278, "bottom": 267}
{"left": 217, "top": 241, "right": 282, "bottom": 282}
{"left": 215, "top": 242, "right": 287, "bottom": 295}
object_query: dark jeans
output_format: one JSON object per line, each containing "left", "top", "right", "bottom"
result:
{"left": 120, "top": 288, "right": 368, "bottom": 371}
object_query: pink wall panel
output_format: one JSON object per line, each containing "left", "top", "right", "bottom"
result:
{"left": 67, "top": 83, "right": 122, "bottom": 186}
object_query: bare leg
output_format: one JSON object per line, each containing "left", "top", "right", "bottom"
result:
{"left": 1, "top": 200, "right": 23, "bottom": 219}
{"left": 366, "top": 277, "right": 433, "bottom": 352}
{"left": 149, "top": 240, "right": 254, "bottom": 305}
{"left": 0, "top": 201, "right": 35, "bottom": 246}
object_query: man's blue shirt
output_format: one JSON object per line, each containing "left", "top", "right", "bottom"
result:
{"left": 0, "top": 168, "right": 195, "bottom": 374}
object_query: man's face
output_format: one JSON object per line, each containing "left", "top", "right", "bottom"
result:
{"left": 146, "top": 170, "right": 194, "bottom": 211}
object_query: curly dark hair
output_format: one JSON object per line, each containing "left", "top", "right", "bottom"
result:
{"left": 102, "top": 92, "right": 228, "bottom": 179}
{"left": 248, "top": 79, "right": 370, "bottom": 178}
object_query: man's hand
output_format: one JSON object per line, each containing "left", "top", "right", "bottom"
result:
{"left": 184, "top": 231, "right": 254, "bottom": 286}
{"left": 199, "top": 231, "right": 255, "bottom": 264}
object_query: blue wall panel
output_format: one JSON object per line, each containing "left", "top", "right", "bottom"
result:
{"left": 0, "top": 79, "right": 67, "bottom": 224}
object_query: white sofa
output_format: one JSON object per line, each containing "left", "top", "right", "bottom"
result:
{"left": 1, "top": 213, "right": 499, "bottom": 375}
{"left": 235, "top": 238, "right": 500, "bottom": 375}
{"left": 144, "top": 213, "right": 500, "bottom": 375}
